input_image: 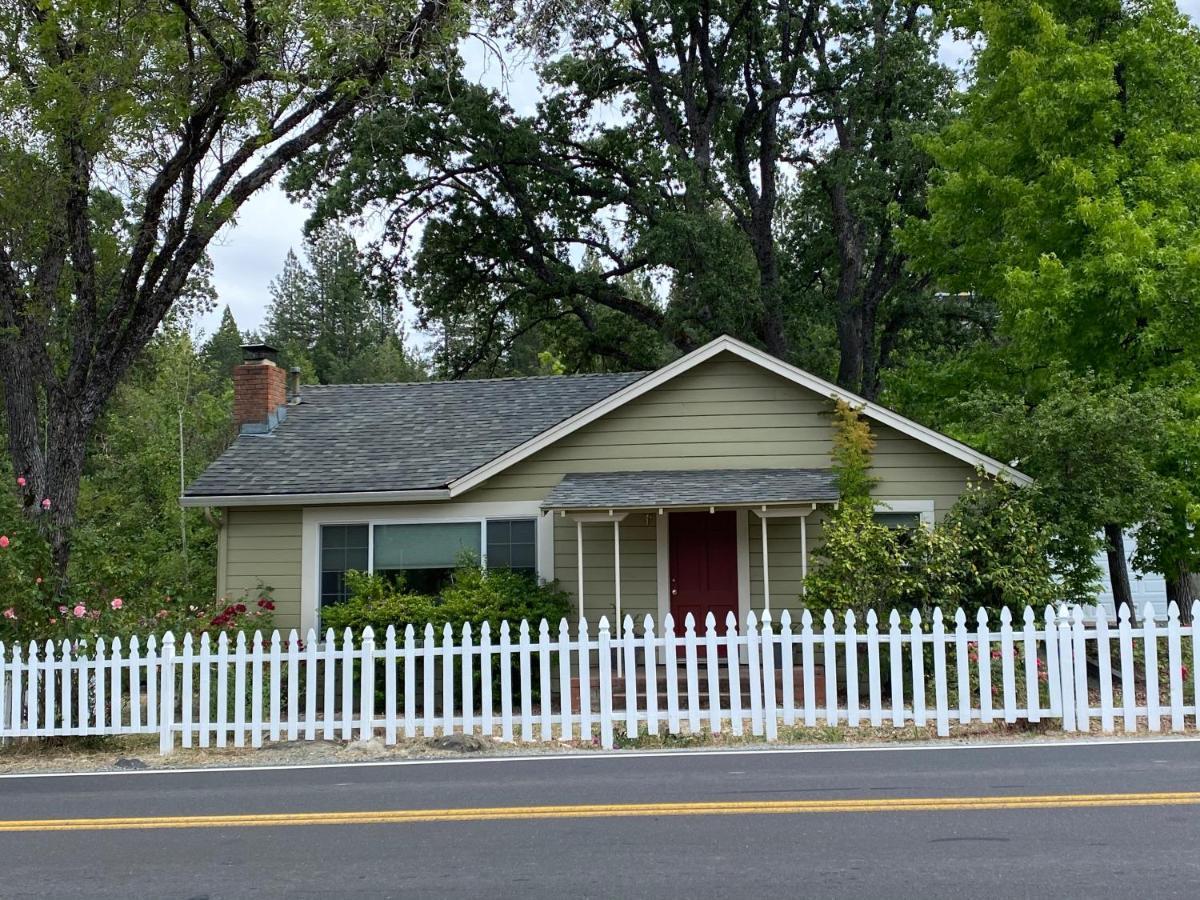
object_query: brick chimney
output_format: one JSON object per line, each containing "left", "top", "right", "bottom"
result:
{"left": 233, "top": 344, "right": 288, "bottom": 433}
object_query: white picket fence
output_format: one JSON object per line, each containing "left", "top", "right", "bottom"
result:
{"left": 0, "top": 601, "right": 1196, "bottom": 754}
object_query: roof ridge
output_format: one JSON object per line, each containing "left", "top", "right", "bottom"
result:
{"left": 299, "top": 371, "right": 647, "bottom": 390}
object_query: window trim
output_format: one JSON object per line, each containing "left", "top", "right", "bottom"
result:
{"left": 305, "top": 502, "right": 550, "bottom": 633}
{"left": 872, "top": 499, "right": 935, "bottom": 529}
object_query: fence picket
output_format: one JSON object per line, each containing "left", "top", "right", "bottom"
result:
{"left": 703, "top": 613, "right": 719, "bottom": 735}
{"left": 683, "top": 614, "right": 700, "bottom": 734}
{"left": 999, "top": 608, "right": 1016, "bottom": 724}
{"left": 1144, "top": 603, "right": 1161, "bottom": 733}
{"left": 598, "top": 618, "right": 614, "bottom": 749}
{"left": 499, "top": 621, "right": 514, "bottom": 743}
{"left": 129, "top": 636, "right": 142, "bottom": 734}
{"left": 385, "top": 626, "right": 398, "bottom": 744}
{"left": 216, "top": 632, "right": 229, "bottom": 747}
{"left": 538, "top": 619, "right": 553, "bottom": 741}
{"left": 976, "top": 610, "right": 993, "bottom": 725}
{"left": 1117, "top": 606, "right": 1135, "bottom": 732}
{"left": 1167, "top": 603, "right": 1184, "bottom": 732}
{"left": 780, "top": 610, "right": 796, "bottom": 726}
{"left": 11, "top": 644, "right": 24, "bottom": 737}
{"left": 250, "top": 631, "right": 266, "bottom": 747}
{"left": 303, "top": 630, "right": 317, "bottom": 742}
{"left": 443, "top": 623, "right": 456, "bottom": 738}
{"left": 464, "top": 623, "right": 477, "bottom": 738}
{"left": 726, "top": 613, "right": 743, "bottom": 737}
{"left": 1022, "top": 607, "right": 1043, "bottom": 724}
{"left": 338, "top": 629, "right": 353, "bottom": 742}
{"left": 0, "top": 642, "right": 8, "bottom": 736}
{"left": 746, "top": 612, "right": 763, "bottom": 736}
{"left": 844, "top": 612, "right": 859, "bottom": 728}
{"left": 360, "top": 627, "right": 376, "bottom": 741}
{"left": 233, "top": 631, "right": 248, "bottom": 747}
{"left": 910, "top": 611, "right": 926, "bottom": 729}
{"left": 519, "top": 620, "right": 534, "bottom": 743}
{"left": 621, "top": 615, "right": 638, "bottom": 738}
{"left": 888, "top": 611, "right": 903, "bottom": 728}
{"left": 1095, "top": 609, "right": 1113, "bottom": 733}
{"left": 1071, "top": 607, "right": 1089, "bottom": 730}
{"left": 866, "top": 611, "right": 882, "bottom": 727}
{"left": 403, "top": 625, "right": 416, "bottom": 739}
{"left": 60, "top": 639, "right": 72, "bottom": 735}
{"left": 1058, "top": 606, "right": 1077, "bottom": 733}
{"left": 422, "top": 624, "right": 436, "bottom": 739}
{"left": 577, "top": 618, "right": 592, "bottom": 740}
{"left": 286, "top": 630, "right": 300, "bottom": 742}
{"left": 146, "top": 635, "right": 159, "bottom": 733}
{"left": 269, "top": 631, "right": 282, "bottom": 743}
{"left": 42, "top": 640, "right": 55, "bottom": 735}
{"left": 954, "top": 609, "right": 969, "bottom": 724}
{"left": 761, "top": 612, "right": 778, "bottom": 741}
{"left": 644, "top": 616, "right": 661, "bottom": 737}
{"left": 93, "top": 639, "right": 104, "bottom": 735}
{"left": 664, "top": 614, "right": 680, "bottom": 735}
{"left": 1192, "top": 602, "right": 1200, "bottom": 723}
{"left": 823, "top": 610, "right": 838, "bottom": 726}
{"left": 932, "top": 609, "right": 949, "bottom": 737}
{"left": 481, "top": 622, "right": 494, "bottom": 738}
{"left": 555, "top": 619, "right": 569, "bottom": 740}
{"left": 158, "top": 633, "right": 175, "bottom": 754}
{"left": 197, "top": 634, "right": 210, "bottom": 747}
{"left": 801, "top": 610, "right": 817, "bottom": 727}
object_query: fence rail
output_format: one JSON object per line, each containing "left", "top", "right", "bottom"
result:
{"left": 1, "top": 602, "right": 1196, "bottom": 754}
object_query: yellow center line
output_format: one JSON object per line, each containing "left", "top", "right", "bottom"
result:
{"left": 1, "top": 792, "right": 1198, "bottom": 832}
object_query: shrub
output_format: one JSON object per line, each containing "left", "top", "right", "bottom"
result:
{"left": 803, "top": 478, "right": 1058, "bottom": 620}
{"left": 321, "top": 566, "right": 572, "bottom": 635}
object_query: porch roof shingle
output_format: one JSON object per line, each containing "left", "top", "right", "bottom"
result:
{"left": 540, "top": 468, "right": 839, "bottom": 511}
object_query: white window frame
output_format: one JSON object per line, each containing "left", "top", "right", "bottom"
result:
{"left": 872, "top": 499, "right": 935, "bottom": 529}
{"left": 303, "top": 501, "right": 550, "bottom": 633}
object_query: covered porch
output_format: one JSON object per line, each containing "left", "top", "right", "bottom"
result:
{"left": 541, "top": 468, "right": 840, "bottom": 634}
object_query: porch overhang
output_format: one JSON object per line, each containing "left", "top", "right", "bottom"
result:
{"left": 539, "top": 467, "right": 839, "bottom": 514}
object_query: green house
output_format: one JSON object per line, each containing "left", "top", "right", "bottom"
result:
{"left": 184, "top": 335, "right": 1029, "bottom": 634}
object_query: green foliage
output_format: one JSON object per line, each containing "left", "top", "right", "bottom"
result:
{"left": 320, "top": 566, "right": 572, "bottom": 635}
{"left": 265, "top": 226, "right": 427, "bottom": 385}
{"left": 803, "top": 479, "right": 1058, "bottom": 619}
{"left": 829, "top": 399, "right": 877, "bottom": 503}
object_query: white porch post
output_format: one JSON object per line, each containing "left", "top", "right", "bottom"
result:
{"left": 760, "top": 512, "right": 770, "bottom": 616}
{"left": 576, "top": 519, "right": 584, "bottom": 621}
{"left": 614, "top": 517, "right": 623, "bottom": 678}
{"left": 800, "top": 514, "right": 808, "bottom": 595}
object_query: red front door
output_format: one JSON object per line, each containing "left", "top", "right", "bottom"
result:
{"left": 669, "top": 511, "right": 739, "bottom": 630}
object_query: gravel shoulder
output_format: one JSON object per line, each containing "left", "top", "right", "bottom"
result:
{"left": 2, "top": 721, "right": 1194, "bottom": 777}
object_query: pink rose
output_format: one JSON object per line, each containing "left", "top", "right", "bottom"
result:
{"left": 156, "top": 609, "right": 168, "bottom": 619}
{"left": 110, "top": 597, "right": 123, "bottom": 610}
{"left": 72, "top": 604, "right": 86, "bottom": 618}
{"left": 16, "top": 476, "right": 25, "bottom": 487}
{"left": 2, "top": 608, "right": 15, "bottom": 619}
{"left": 36, "top": 577, "right": 42, "bottom": 584}
{"left": 41, "top": 498, "right": 51, "bottom": 510}
{"left": 57, "top": 605, "right": 67, "bottom": 613}
{"left": 49, "top": 617, "right": 56, "bottom": 625}
{"left": 0, "top": 535, "right": 8, "bottom": 548}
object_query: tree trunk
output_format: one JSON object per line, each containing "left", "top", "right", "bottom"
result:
{"left": 1104, "top": 523, "right": 1136, "bottom": 625}
{"left": 1165, "top": 562, "right": 1198, "bottom": 624}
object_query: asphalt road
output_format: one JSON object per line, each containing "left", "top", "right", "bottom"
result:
{"left": 2, "top": 739, "right": 1199, "bottom": 899}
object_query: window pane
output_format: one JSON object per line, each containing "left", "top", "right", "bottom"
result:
{"left": 873, "top": 511, "right": 923, "bottom": 529}
{"left": 320, "top": 524, "right": 368, "bottom": 606}
{"left": 374, "top": 522, "right": 481, "bottom": 570}
{"left": 487, "top": 517, "right": 537, "bottom": 574}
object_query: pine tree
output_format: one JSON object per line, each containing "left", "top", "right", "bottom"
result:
{"left": 202, "top": 307, "right": 245, "bottom": 380}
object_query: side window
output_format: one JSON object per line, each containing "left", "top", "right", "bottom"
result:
{"left": 872, "top": 512, "right": 924, "bottom": 530}
{"left": 320, "top": 524, "right": 369, "bottom": 606}
{"left": 486, "top": 518, "right": 537, "bottom": 576}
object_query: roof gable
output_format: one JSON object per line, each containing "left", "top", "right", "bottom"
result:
{"left": 449, "top": 335, "right": 1030, "bottom": 496}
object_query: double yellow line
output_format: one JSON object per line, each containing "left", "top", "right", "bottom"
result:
{"left": 1, "top": 791, "right": 1197, "bottom": 832}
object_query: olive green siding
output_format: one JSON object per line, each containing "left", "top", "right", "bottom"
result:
{"left": 552, "top": 515, "right": 659, "bottom": 625}
{"left": 220, "top": 507, "right": 303, "bottom": 630}
{"left": 216, "top": 350, "right": 977, "bottom": 625}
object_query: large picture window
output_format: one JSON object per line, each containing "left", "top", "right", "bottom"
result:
{"left": 373, "top": 522, "right": 482, "bottom": 594}
{"left": 319, "top": 516, "right": 540, "bottom": 607}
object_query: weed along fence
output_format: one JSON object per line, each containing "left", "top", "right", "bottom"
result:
{"left": 1, "top": 603, "right": 1198, "bottom": 754}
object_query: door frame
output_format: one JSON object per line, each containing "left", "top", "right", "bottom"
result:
{"left": 656, "top": 509, "right": 751, "bottom": 628}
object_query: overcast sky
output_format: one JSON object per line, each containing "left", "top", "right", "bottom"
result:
{"left": 202, "top": 4, "right": 1200, "bottom": 341}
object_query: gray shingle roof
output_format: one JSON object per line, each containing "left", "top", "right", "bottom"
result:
{"left": 540, "top": 468, "right": 839, "bottom": 510}
{"left": 185, "top": 372, "right": 646, "bottom": 498}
